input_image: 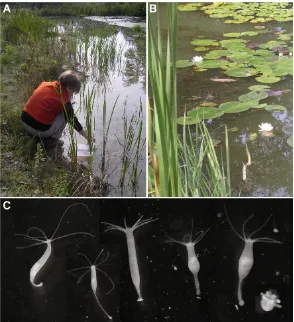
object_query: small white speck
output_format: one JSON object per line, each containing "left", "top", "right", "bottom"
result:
{"left": 276, "top": 271, "right": 280, "bottom": 276}
{"left": 235, "top": 305, "right": 239, "bottom": 310}
{"left": 173, "top": 265, "right": 177, "bottom": 271}
{"left": 273, "top": 228, "right": 279, "bottom": 233}
{"left": 168, "top": 307, "right": 171, "bottom": 310}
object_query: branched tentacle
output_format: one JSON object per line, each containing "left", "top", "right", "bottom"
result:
{"left": 165, "top": 235, "right": 186, "bottom": 246}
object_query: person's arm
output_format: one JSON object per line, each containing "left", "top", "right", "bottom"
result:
{"left": 63, "top": 102, "right": 85, "bottom": 134}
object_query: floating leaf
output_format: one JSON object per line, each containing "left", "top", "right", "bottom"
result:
{"left": 265, "top": 105, "right": 287, "bottom": 111}
{"left": 250, "top": 103, "right": 267, "bottom": 109}
{"left": 187, "top": 107, "right": 224, "bottom": 120}
{"left": 196, "top": 60, "right": 228, "bottom": 68}
{"left": 177, "top": 116, "right": 199, "bottom": 125}
{"left": 255, "top": 75, "right": 281, "bottom": 83}
{"left": 194, "top": 47, "right": 209, "bottom": 51}
{"left": 287, "top": 135, "right": 293, "bottom": 147}
{"left": 193, "top": 66, "right": 208, "bottom": 72}
{"left": 204, "top": 50, "right": 229, "bottom": 59}
{"left": 254, "top": 25, "right": 265, "bottom": 29}
{"left": 219, "top": 101, "right": 251, "bottom": 113}
{"left": 191, "top": 39, "right": 219, "bottom": 46}
{"left": 249, "top": 133, "right": 258, "bottom": 141}
{"left": 224, "top": 67, "right": 258, "bottom": 77}
{"left": 238, "top": 91, "right": 268, "bottom": 101}
{"left": 176, "top": 60, "right": 194, "bottom": 68}
{"left": 224, "top": 32, "right": 242, "bottom": 37}
{"left": 241, "top": 31, "right": 259, "bottom": 36}
{"left": 248, "top": 84, "right": 270, "bottom": 91}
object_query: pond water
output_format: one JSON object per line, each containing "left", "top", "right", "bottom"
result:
{"left": 55, "top": 17, "right": 146, "bottom": 197}
{"left": 156, "top": 3, "right": 293, "bottom": 197}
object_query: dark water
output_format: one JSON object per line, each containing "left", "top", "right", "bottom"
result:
{"left": 1, "top": 199, "right": 292, "bottom": 322}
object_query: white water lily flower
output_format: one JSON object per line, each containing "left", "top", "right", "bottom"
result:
{"left": 192, "top": 56, "right": 203, "bottom": 63}
{"left": 259, "top": 123, "right": 273, "bottom": 132}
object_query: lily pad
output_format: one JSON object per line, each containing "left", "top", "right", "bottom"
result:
{"left": 249, "top": 133, "right": 258, "bottom": 141}
{"left": 196, "top": 60, "right": 228, "bottom": 68}
{"left": 241, "top": 31, "right": 259, "bottom": 36}
{"left": 191, "top": 39, "right": 219, "bottom": 46}
{"left": 177, "top": 116, "right": 199, "bottom": 125}
{"left": 282, "top": 124, "right": 293, "bottom": 135}
{"left": 224, "top": 32, "right": 242, "bottom": 37}
{"left": 219, "top": 101, "right": 251, "bottom": 113}
{"left": 187, "top": 107, "right": 224, "bottom": 120}
{"left": 248, "top": 85, "right": 270, "bottom": 91}
{"left": 225, "top": 67, "right": 258, "bottom": 77}
{"left": 287, "top": 135, "right": 293, "bottom": 147}
{"left": 204, "top": 50, "right": 229, "bottom": 59}
{"left": 238, "top": 91, "right": 268, "bottom": 101}
{"left": 265, "top": 105, "right": 287, "bottom": 111}
{"left": 194, "top": 47, "right": 209, "bottom": 51}
{"left": 255, "top": 75, "right": 281, "bottom": 83}
{"left": 176, "top": 60, "right": 194, "bottom": 68}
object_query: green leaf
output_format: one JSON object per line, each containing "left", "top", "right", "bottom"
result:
{"left": 224, "top": 67, "right": 258, "bottom": 77}
{"left": 176, "top": 60, "right": 194, "bottom": 68}
{"left": 224, "top": 32, "right": 242, "bottom": 37}
{"left": 196, "top": 60, "right": 228, "bottom": 68}
{"left": 265, "top": 105, "right": 287, "bottom": 111}
{"left": 194, "top": 47, "right": 209, "bottom": 51}
{"left": 191, "top": 39, "right": 219, "bottom": 46}
{"left": 255, "top": 75, "right": 281, "bottom": 83}
{"left": 248, "top": 85, "right": 270, "bottom": 91}
{"left": 241, "top": 31, "right": 259, "bottom": 36}
{"left": 238, "top": 91, "right": 268, "bottom": 101}
{"left": 177, "top": 116, "right": 200, "bottom": 125}
{"left": 249, "top": 133, "right": 258, "bottom": 141}
{"left": 219, "top": 101, "right": 252, "bottom": 113}
{"left": 187, "top": 107, "right": 224, "bottom": 120}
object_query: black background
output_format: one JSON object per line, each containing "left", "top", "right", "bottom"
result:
{"left": 1, "top": 198, "right": 292, "bottom": 322}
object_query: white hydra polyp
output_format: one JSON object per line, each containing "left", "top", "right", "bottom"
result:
{"left": 225, "top": 206, "right": 282, "bottom": 307}
{"left": 16, "top": 203, "right": 95, "bottom": 287}
{"left": 102, "top": 216, "right": 158, "bottom": 302}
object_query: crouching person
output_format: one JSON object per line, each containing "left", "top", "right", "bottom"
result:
{"left": 21, "top": 70, "right": 88, "bottom": 150}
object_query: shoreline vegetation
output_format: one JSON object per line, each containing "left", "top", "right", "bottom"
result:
{"left": 9, "top": 3, "right": 146, "bottom": 17}
{"left": 1, "top": 5, "right": 146, "bottom": 197}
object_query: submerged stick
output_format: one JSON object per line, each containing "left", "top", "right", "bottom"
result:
{"left": 15, "top": 203, "right": 95, "bottom": 287}
{"left": 242, "top": 144, "right": 251, "bottom": 181}
{"left": 102, "top": 216, "right": 158, "bottom": 302}
{"left": 225, "top": 206, "right": 282, "bottom": 306}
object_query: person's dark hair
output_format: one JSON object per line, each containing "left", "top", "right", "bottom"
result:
{"left": 58, "top": 70, "right": 81, "bottom": 93}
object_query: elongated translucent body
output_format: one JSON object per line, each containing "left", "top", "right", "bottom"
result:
{"left": 102, "top": 216, "right": 158, "bottom": 302}
{"left": 30, "top": 241, "right": 51, "bottom": 287}
{"left": 15, "top": 203, "right": 95, "bottom": 287}
{"left": 186, "top": 243, "right": 201, "bottom": 295}
{"left": 225, "top": 207, "right": 282, "bottom": 307}
{"left": 238, "top": 241, "right": 254, "bottom": 306}
{"left": 126, "top": 228, "right": 143, "bottom": 301}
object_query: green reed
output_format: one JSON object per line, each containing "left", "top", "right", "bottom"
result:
{"left": 118, "top": 98, "right": 145, "bottom": 196}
